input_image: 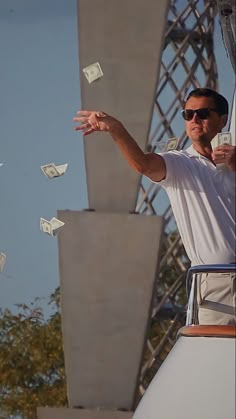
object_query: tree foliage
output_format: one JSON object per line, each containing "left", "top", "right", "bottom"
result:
{"left": 0, "top": 287, "right": 67, "bottom": 419}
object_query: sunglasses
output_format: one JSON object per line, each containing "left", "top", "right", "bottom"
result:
{"left": 181, "top": 108, "right": 218, "bottom": 121}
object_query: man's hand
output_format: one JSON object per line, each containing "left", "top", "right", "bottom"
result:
{"left": 212, "top": 145, "right": 236, "bottom": 171}
{"left": 73, "top": 110, "right": 120, "bottom": 136}
{"left": 73, "top": 109, "right": 166, "bottom": 181}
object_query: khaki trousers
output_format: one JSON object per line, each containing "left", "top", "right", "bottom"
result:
{"left": 197, "top": 272, "right": 236, "bottom": 325}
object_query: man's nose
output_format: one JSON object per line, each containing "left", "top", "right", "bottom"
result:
{"left": 192, "top": 111, "right": 200, "bottom": 122}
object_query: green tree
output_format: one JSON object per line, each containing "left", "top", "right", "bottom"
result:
{"left": 0, "top": 287, "right": 67, "bottom": 419}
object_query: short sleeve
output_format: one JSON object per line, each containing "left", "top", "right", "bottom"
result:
{"left": 156, "top": 151, "right": 185, "bottom": 188}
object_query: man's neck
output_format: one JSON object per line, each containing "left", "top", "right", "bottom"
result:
{"left": 192, "top": 141, "right": 213, "bottom": 161}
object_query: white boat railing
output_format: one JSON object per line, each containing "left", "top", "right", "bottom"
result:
{"left": 186, "top": 264, "right": 236, "bottom": 326}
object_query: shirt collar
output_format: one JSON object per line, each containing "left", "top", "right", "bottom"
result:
{"left": 185, "top": 145, "right": 199, "bottom": 157}
{"left": 184, "top": 144, "right": 216, "bottom": 166}
{"left": 185, "top": 144, "right": 210, "bottom": 161}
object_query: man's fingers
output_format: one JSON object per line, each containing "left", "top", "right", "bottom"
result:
{"left": 73, "top": 117, "right": 87, "bottom": 123}
{"left": 95, "top": 111, "right": 106, "bottom": 118}
{"left": 214, "top": 145, "right": 235, "bottom": 152}
{"left": 74, "top": 123, "right": 87, "bottom": 131}
{"left": 213, "top": 157, "right": 226, "bottom": 163}
{"left": 213, "top": 150, "right": 229, "bottom": 156}
{"left": 74, "top": 111, "right": 99, "bottom": 127}
{"left": 213, "top": 151, "right": 233, "bottom": 162}
{"left": 212, "top": 149, "right": 233, "bottom": 164}
{"left": 73, "top": 110, "right": 107, "bottom": 135}
{"left": 76, "top": 110, "right": 93, "bottom": 116}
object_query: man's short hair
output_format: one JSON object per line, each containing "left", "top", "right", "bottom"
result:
{"left": 185, "top": 88, "right": 229, "bottom": 116}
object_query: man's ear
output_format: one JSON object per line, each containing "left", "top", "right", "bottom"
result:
{"left": 220, "top": 114, "right": 228, "bottom": 128}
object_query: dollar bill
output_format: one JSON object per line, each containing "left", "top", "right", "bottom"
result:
{"left": 40, "top": 218, "right": 53, "bottom": 236}
{"left": 0, "top": 252, "right": 6, "bottom": 272}
{"left": 41, "top": 163, "right": 68, "bottom": 179}
{"left": 164, "top": 137, "right": 178, "bottom": 152}
{"left": 40, "top": 217, "right": 65, "bottom": 236}
{"left": 50, "top": 217, "right": 65, "bottom": 235}
{"left": 82, "top": 62, "right": 104, "bottom": 83}
{"left": 217, "top": 132, "right": 232, "bottom": 146}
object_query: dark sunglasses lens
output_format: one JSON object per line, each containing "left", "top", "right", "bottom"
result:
{"left": 196, "top": 109, "right": 210, "bottom": 119}
{"left": 182, "top": 110, "right": 194, "bottom": 120}
{"left": 182, "top": 108, "right": 211, "bottom": 121}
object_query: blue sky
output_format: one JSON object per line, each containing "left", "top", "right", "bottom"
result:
{"left": 0, "top": 0, "right": 88, "bottom": 313}
{"left": 0, "top": 0, "right": 235, "bottom": 314}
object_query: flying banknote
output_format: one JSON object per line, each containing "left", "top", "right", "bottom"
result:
{"left": 164, "top": 137, "right": 179, "bottom": 152}
{"left": 0, "top": 252, "right": 6, "bottom": 273}
{"left": 40, "top": 217, "right": 65, "bottom": 236}
{"left": 41, "top": 163, "right": 68, "bottom": 179}
{"left": 83, "top": 62, "right": 104, "bottom": 83}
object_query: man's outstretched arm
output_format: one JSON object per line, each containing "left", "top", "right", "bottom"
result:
{"left": 73, "top": 110, "right": 166, "bottom": 182}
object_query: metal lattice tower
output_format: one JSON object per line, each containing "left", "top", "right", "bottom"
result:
{"left": 136, "top": 0, "right": 218, "bottom": 397}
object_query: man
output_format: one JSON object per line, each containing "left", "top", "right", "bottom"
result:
{"left": 73, "top": 88, "right": 236, "bottom": 325}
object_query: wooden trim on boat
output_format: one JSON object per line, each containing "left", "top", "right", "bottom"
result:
{"left": 178, "top": 325, "right": 236, "bottom": 338}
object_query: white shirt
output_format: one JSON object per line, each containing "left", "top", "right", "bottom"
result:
{"left": 156, "top": 146, "right": 235, "bottom": 266}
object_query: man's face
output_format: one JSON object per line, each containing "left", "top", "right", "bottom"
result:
{"left": 184, "top": 96, "right": 227, "bottom": 144}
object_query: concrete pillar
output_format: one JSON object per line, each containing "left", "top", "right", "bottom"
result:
{"left": 57, "top": 210, "right": 163, "bottom": 410}
{"left": 77, "top": 0, "right": 169, "bottom": 211}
